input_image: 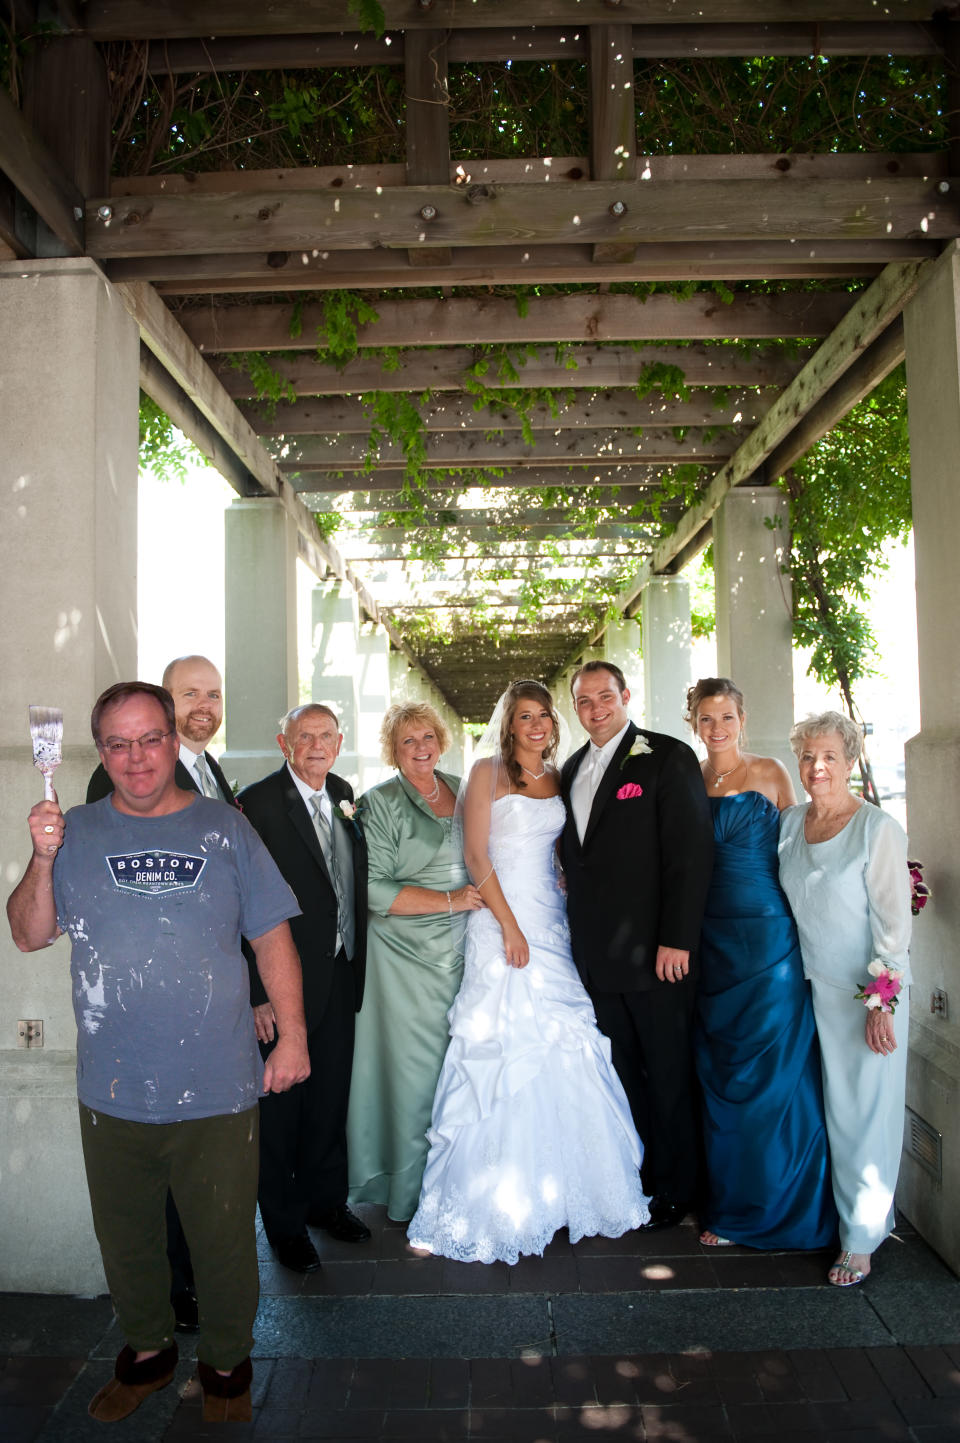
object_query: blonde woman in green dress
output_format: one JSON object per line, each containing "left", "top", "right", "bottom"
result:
{"left": 346, "top": 703, "right": 484, "bottom": 1221}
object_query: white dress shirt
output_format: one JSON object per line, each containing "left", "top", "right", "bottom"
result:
{"left": 571, "top": 719, "right": 631, "bottom": 842}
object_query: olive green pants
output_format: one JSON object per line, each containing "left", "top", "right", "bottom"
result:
{"left": 79, "top": 1103, "right": 259, "bottom": 1370}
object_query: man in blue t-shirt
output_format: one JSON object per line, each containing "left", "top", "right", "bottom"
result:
{"left": 7, "top": 681, "right": 309, "bottom": 1425}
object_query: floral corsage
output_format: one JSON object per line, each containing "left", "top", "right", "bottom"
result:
{"left": 620, "top": 735, "right": 652, "bottom": 769}
{"left": 335, "top": 799, "right": 362, "bottom": 836}
{"left": 908, "top": 859, "right": 931, "bottom": 916}
{"left": 854, "top": 960, "right": 905, "bottom": 1013}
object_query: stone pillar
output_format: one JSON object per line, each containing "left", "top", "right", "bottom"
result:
{"left": 311, "top": 578, "right": 360, "bottom": 788}
{"left": 714, "top": 487, "right": 795, "bottom": 774}
{"left": 356, "top": 621, "right": 392, "bottom": 790}
{"left": 641, "top": 578, "right": 693, "bottom": 740}
{"left": 901, "top": 241, "right": 960, "bottom": 1274}
{"left": 221, "top": 499, "right": 298, "bottom": 788}
{"left": 0, "top": 258, "right": 139, "bottom": 1292}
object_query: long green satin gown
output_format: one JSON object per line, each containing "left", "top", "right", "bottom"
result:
{"left": 346, "top": 770, "right": 468, "bottom": 1221}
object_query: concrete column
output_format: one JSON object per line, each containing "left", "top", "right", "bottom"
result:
{"left": 605, "top": 616, "right": 644, "bottom": 718}
{"left": 901, "top": 242, "right": 960, "bottom": 1273}
{"left": 714, "top": 487, "right": 795, "bottom": 773}
{"left": 0, "top": 258, "right": 139, "bottom": 1292}
{"left": 356, "top": 621, "right": 392, "bottom": 790}
{"left": 310, "top": 578, "right": 360, "bottom": 788}
{"left": 641, "top": 578, "right": 693, "bottom": 740}
{"left": 221, "top": 499, "right": 298, "bottom": 788}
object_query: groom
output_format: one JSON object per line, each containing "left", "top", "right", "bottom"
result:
{"left": 560, "top": 661, "right": 713, "bottom": 1229}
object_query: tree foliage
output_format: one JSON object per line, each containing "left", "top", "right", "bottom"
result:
{"left": 138, "top": 394, "right": 201, "bottom": 483}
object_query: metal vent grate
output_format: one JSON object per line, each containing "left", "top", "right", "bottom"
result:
{"left": 905, "top": 1106, "right": 942, "bottom": 1185}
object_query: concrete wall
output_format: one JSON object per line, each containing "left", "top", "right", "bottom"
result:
{"left": 901, "top": 242, "right": 960, "bottom": 1275}
{"left": 0, "top": 259, "right": 139, "bottom": 1292}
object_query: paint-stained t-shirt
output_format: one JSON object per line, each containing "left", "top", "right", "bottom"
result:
{"left": 53, "top": 794, "right": 300, "bottom": 1124}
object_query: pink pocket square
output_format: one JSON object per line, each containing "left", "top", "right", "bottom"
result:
{"left": 617, "top": 782, "right": 644, "bottom": 800}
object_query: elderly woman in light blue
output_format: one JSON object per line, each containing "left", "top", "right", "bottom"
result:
{"left": 779, "top": 711, "right": 911, "bottom": 1289}
{"left": 346, "top": 702, "right": 484, "bottom": 1222}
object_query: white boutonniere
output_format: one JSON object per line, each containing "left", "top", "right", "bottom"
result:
{"left": 337, "top": 799, "right": 357, "bottom": 822}
{"left": 620, "top": 735, "right": 652, "bottom": 769}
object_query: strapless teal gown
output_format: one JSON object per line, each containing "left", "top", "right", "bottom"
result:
{"left": 695, "top": 792, "right": 836, "bottom": 1249}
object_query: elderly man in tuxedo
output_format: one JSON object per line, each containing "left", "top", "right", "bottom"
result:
{"left": 239, "top": 704, "right": 369, "bottom": 1272}
{"left": 560, "top": 661, "right": 713, "bottom": 1230}
{"left": 87, "top": 655, "right": 233, "bottom": 806}
{"left": 85, "top": 655, "right": 234, "bottom": 1330}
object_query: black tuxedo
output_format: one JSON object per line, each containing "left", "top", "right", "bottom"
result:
{"left": 560, "top": 721, "right": 713, "bottom": 1208}
{"left": 86, "top": 751, "right": 235, "bottom": 806}
{"left": 237, "top": 764, "right": 368, "bottom": 1241}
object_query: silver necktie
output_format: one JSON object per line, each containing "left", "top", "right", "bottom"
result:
{"left": 194, "top": 753, "right": 218, "bottom": 799}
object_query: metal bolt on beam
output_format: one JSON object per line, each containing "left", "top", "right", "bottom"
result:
{"left": 97, "top": 205, "right": 112, "bottom": 221}
{"left": 609, "top": 200, "right": 628, "bottom": 217}
{"left": 419, "top": 204, "right": 438, "bottom": 221}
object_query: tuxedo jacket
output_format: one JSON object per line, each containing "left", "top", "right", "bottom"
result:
{"left": 560, "top": 721, "right": 713, "bottom": 993}
{"left": 237, "top": 765, "right": 367, "bottom": 1028}
{"left": 86, "top": 751, "right": 236, "bottom": 806}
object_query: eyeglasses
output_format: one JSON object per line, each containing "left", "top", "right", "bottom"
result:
{"left": 100, "top": 730, "right": 173, "bottom": 755}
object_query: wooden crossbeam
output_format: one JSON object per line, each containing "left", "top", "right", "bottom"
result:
{"left": 87, "top": 175, "right": 958, "bottom": 261}
{"left": 137, "top": 23, "right": 941, "bottom": 73}
{"left": 324, "top": 508, "right": 656, "bottom": 530}
{"left": 243, "top": 389, "right": 769, "bottom": 435}
{"left": 0, "top": 84, "right": 83, "bottom": 254}
{"left": 344, "top": 540, "right": 648, "bottom": 560}
{"left": 180, "top": 292, "right": 854, "bottom": 354}
{"left": 274, "top": 426, "right": 740, "bottom": 471}
{"left": 293, "top": 470, "right": 679, "bottom": 497}
{"left": 215, "top": 344, "right": 807, "bottom": 398}
{"left": 106, "top": 243, "right": 914, "bottom": 295}
{"left": 80, "top": 3, "right": 944, "bottom": 42}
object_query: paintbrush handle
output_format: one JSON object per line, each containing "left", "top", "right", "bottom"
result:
{"left": 43, "top": 774, "right": 55, "bottom": 802}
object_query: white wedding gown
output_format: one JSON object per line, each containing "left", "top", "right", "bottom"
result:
{"left": 408, "top": 793, "right": 649, "bottom": 1264}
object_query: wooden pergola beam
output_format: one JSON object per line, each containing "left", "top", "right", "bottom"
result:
{"left": 138, "top": 22, "right": 941, "bottom": 73}
{"left": 276, "top": 426, "right": 740, "bottom": 471}
{"left": 290, "top": 465, "right": 680, "bottom": 493}
{"left": 0, "top": 85, "right": 84, "bottom": 254}
{"left": 181, "top": 292, "right": 854, "bottom": 355}
{"left": 244, "top": 389, "right": 770, "bottom": 435}
{"left": 87, "top": 174, "right": 958, "bottom": 261}
{"left": 215, "top": 344, "right": 807, "bottom": 398}
{"left": 80, "top": 3, "right": 945, "bottom": 42}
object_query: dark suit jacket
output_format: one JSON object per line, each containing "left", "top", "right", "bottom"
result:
{"left": 237, "top": 765, "right": 367, "bottom": 1027}
{"left": 86, "top": 751, "right": 236, "bottom": 806}
{"left": 560, "top": 721, "right": 713, "bottom": 993}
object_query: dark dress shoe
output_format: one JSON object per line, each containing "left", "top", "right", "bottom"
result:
{"left": 88, "top": 1342, "right": 178, "bottom": 1421}
{"left": 307, "top": 1204, "right": 372, "bottom": 1243}
{"left": 271, "top": 1233, "right": 322, "bottom": 1272}
{"left": 172, "top": 1288, "right": 199, "bottom": 1333}
{"left": 641, "top": 1195, "right": 685, "bottom": 1231}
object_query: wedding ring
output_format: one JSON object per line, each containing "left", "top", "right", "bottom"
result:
{"left": 43, "top": 825, "right": 54, "bottom": 834}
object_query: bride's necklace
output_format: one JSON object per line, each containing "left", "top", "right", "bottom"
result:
{"left": 413, "top": 773, "right": 441, "bottom": 803}
{"left": 707, "top": 756, "right": 744, "bottom": 789}
{"left": 521, "top": 764, "right": 546, "bottom": 781}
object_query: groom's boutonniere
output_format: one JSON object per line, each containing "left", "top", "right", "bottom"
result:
{"left": 620, "top": 736, "right": 652, "bottom": 769}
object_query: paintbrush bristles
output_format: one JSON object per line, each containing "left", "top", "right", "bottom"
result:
{"left": 28, "top": 707, "right": 64, "bottom": 800}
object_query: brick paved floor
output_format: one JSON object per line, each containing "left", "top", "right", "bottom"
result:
{"left": 3, "top": 1211, "right": 960, "bottom": 1442}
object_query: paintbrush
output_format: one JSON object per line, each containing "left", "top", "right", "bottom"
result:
{"left": 28, "top": 705, "right": 63, "bottom": 801}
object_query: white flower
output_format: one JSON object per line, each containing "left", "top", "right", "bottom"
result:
{"left": 864, "top": 993, "right": 884, "bottom": 1009}
{"left": 867, "top": 959, "right": 902, "bottom": 980}
{"left": 621, "top": 736, "right": 652, "bottom": 768}
{"left": 338, "top": 800, "right": 356, "bottom": 820}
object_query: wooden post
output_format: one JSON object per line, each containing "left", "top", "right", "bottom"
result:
{"left": 405, "top": 28, "right": 452, "bottom": 268}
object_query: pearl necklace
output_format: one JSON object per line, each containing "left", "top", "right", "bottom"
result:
{"left": 413, "top": 774, "right": 441, "bottom": 804}
{"left": 707, "top": 757, "right": 744, "bottom": 789}
{"left": 521, "top": 765, "right": 546, "bottom": 781}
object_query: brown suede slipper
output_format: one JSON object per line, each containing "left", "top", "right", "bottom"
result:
{"left": 198, "top": 1357, "right": 253, "bottom": 1423}
{"left": 88, "top": 1342, "right": 178, "bottom": 1421}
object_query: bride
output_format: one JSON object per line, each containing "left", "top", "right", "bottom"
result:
{"left": 407, "top": 680, "right": 649, "bottom": 1264}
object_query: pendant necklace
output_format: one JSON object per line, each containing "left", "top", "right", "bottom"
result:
{"left": 521, "top": 765, "right": 546, "bottom": 781}
{"left": 708, "top": 757, "right": 743, "bottom": 789}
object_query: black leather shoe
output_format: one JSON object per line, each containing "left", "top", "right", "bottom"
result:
{"left": 641, "top": 1195, "right": 685, "bottom": 1231}
{"left": 307, "top": 1204, "right": 372, "bottom": 1243}
{"left": 172, "top": 1288, "right": 199, "bottom": 1333}
{"left": 271, "top": 1233, "right": 322, "bottom": 1272}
